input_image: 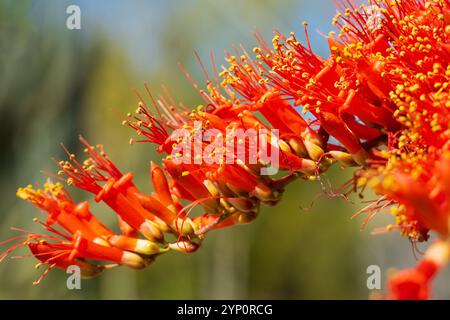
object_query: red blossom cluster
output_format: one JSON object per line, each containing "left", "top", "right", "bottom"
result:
{"left": 2, "top": 0, "right": 450, "bottom": 299}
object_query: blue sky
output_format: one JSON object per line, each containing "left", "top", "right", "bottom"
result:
{"left": 29, "top": 0, "right": 336, "bottom": 73}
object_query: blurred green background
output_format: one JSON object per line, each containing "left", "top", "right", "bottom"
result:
{"left": 1, "top": 0, "right": 445, "bottom": 299}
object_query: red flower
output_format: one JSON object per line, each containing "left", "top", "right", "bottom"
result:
{"left": 57, "top": 136, "right": 168, "bottom": 242}
{"left": 388, "top": 240, "right": 450, "bottom": 300}
{"left": 2, "top": 182, "right": 147, "bottom": 284}
{"left": 2, "top": 0, "right": 450, "bottom": 297}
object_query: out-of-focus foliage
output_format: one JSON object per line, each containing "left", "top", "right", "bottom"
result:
{"left": 1, "top": 0, "right": 441, "bottom": 299}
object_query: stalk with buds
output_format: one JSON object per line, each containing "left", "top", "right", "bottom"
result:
{"left": 2, "top": 0, "right": 450, "bottom": 299}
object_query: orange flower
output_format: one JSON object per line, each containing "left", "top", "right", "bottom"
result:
{"left": 57, "top": 136, "right": 168, "bottom": 242}
{"left": 353, "top": 0, "right": 450, "bottom": 242}
{"left": 3, "top": 0, "right": 450, "bottom": 296}
{"left": 388, "top": 240, "right": 450, "bottom": 300}
{"left": 2, "top": 182, "right": 147, "bottom": 284}
{"left": 16, "top": 182, "right": 113, "bottom": 242}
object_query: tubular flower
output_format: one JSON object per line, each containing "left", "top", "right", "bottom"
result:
{"left": 350, "top": 0, "right": 450, "bottom": 241}
{"left": 124, "top": 88, "right": 326, "bottom": 234}
{"left": 387, "top": 240, "right": 450, "bottom": 300}
{"left": 2, "top": 0, "right": 450, "bottom": 299}
{"left": 365, "top": 146, "right": 450, "bottom": 240}
{"left": 1, "top": 140, "right": 204, "bottom": 283}
{"left": 57, "top": 137, "right": 169, "bottom": 242}
{"left": 332, "top": 0, "right": 450, "bottom": 298}
{"left": 2, "top": 182, "right": 147, "bottom": 284}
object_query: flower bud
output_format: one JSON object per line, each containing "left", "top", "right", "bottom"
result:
{"left": 329, "top": 150, "right": 357, "bottom": 167}
{"left": 168, "top": 241, "right": 199, "bottom": 253}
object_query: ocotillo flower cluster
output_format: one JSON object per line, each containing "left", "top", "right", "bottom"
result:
{"left": 1, "top": 0, "right": 450, "bottom": 299}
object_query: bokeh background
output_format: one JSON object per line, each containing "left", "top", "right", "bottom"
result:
{"left": 1, "top": 0, "right": 449, "bottom": 299}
